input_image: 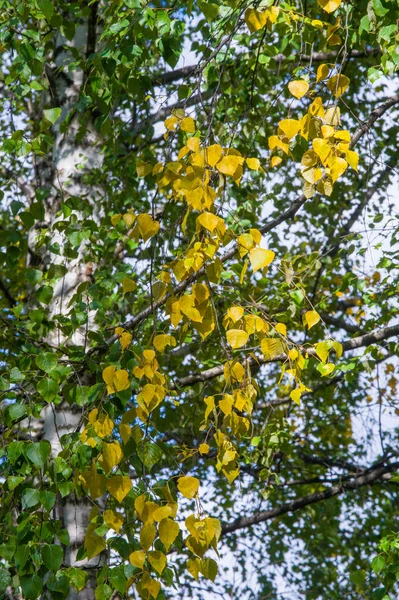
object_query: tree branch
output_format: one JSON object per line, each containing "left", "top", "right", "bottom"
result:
{"left": 168, "top": 323, "right": 399, "bottom": 389}
{"left": 154, "top": 49, "right": 381, "bottom": 86}
{"left": 221, "top": 460, "right": 399, "bottom": 535}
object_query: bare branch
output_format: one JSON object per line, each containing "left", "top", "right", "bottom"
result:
{"left": 221, "top": 461, "right": 399, "bottom": 535}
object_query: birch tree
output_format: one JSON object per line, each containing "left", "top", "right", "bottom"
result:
{"left": 1, "top": 1, "right": 399, "bottom": 599}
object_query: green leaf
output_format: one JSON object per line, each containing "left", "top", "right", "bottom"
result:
{"left": 137, "top": 442, "right": 163, "bottom": 471}
{"left": 7, "top": 476, "right": 25, "bottom": 490}
{"left": 20, "top": 574, "right": 43, "bottom": 600}
{"left": 40, "top": 491, "right": 56, "bottom": 512}
{"left": 37, "top": 378, "right": 59, "bottom": 401}
{"left": 24, "top": 441, "right": 51, "bottom": 468}
{"left": 37, "top": 0, "right": 54, "bottom": 19}
{"left": 7, "top": 403, "right": 26, "bottom": 421}
{"left": 350, "top": 569, "right": 367, "bottom": 586}
{"left": 95, "top": 583, "right": 113, "bottom": 600}
{"left": 0, "top": 568, "right": 11, "bottom": 591}
{"left": 372, "top": 554, "right": 386, "bottom": 574}
{"left": 36, "top": 285, "right": 53, "bottom": 304}
{"left": 200, "top": 558, "right": 218, "bottom": 582}
{"left": 36, "top": 352, "right": 57, "bottom": 373}
{"left": 41, "top": 544, "right": 64, "bottom": 572}
{"left": 22, "top": 488, "right": 41, "bottom": 509}
{"left": 65, "top": 567, "right": 88, "bottom": 592}
{"left": 373, "top": 0, "right": 388, "bottom": 16}
{"left": 15, "top": 545, "right": 30, "bottom": 569}
{"left": 43, "top": 107, "right": 61, "bottom": 125}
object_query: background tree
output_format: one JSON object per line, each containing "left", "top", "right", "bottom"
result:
{"left": 1, "top": 1, "right": 399, "bottom": 599}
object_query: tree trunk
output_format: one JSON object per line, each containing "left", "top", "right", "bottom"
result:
{"left": 34, "top": 7, "right": 103, "bottom": 599}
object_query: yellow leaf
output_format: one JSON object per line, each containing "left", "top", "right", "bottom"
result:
{"left": 318, "top": 0, "right": 342, "bottom": 12}
{"left": 197, "top": 211, "right": 223, "bottom": 233}
{"left": 179, "top": 295, "right": 203, "bottom": 323}
{"left": 205, "top": 144, "right": 223, "bottom": 167}
{"left": 321, "top": 125, "right": 335, "bottom": 138}
{"left": 346, "top": 150, "right": 359, "bottom": 171}
{"left": 137, "top": 213, "right": 160, "bottom": 241}
{"left": 111, "top": 214, "right": 121, "bottom": 226}
{"left": 216, "top": 155, "right": 244, "bottom": 177}
{"left": 153, "top": 333, "right": 176, "bottom": 353}
{"left": 148, "top": 551, "right": 166, "bottom": 575}
{"left": 177, "top": 476, "right": 199, "bottom": 499}
{"left": 328, "top": 156, "right": 348, "bottom": 182}
{"left": 122, "top": 278, "right": 136, "bottom": 293}
{"left": 226, "top": 306, "right": 244, "bottom": 323}
{"left": 84, "top": 529, "right": 106, "bottom": 560}
{"left": 261, "top": 338, "right": 285, "bottom": 359}
{"left": 246, "top": 157, "right": 261, "bottom": 170}
{"left": 312, "top": 138, "right": 331, "bottom": 164}
{"left": 187, "top": 137, "right": 200, "bottom": 152}
{"left": 270, "top": 156, "right": 282, "bottom": 167}
{"left": 304, "top": 310, "right": 321, "bottom": 330}
{"left": 326, "top": 74, "right": 350, "bottom": 98}
{"left": 164, "top": 115, "right": 179, "bottom": 131}
{"left": 129, "top": 550, "right": 146, "bottom": 569}
{"left": 204, "top": 396, "right": 215, "bottom": 420}
{"left": 317, "top": 362, "right": 336, "bottom": 377}
{"left": 115, "top": 328, "right": 132, "bottom": 350}
{"left": 104, "top": 509, "right": 124, "bottom": 533}
{"left": 181, "top": 117, "right": 196, "bottom": 133}
{"left": 315, "top": 341, "right": 329, "bottom": 363}
{"left": 106, "top": 475, "right": 132, "bottom": 503}
{"left": 249, "top": 248, "right": 275, "bottom": 272}
{"left": 290, "top": 389, "right": 302, "bottom": 405}
{"left": 91, "top": 413, "right": 114, "bottom": 439}
{"left": 324, "top": 106, "right": 340, "bottom": 126}
{"left": 136, "top": 162, "right": 152, "bottom": 178}
{"left": 334, "top": 130, "right": 350, "bottom": 141}
{"left": 187, "top": 557, "right": 201, "bottom": 581}
{"left": 219, "top": 394, "right": 234, "bottom": 416}
{"left": 199, "top": 443, "right": 210, "bottom": 455}
{"left": 100, "top": 441, "right": 123, "bottom": 474}
{"left": 140, "top": 522, "right": 156, "bottom": 551}
{"left": 288, "top": 80, "right": 309, "bottom": 100}
{"left": 244, "top": 8, "right": 267, "bottom": 32}
{"left": 153, "top": 505, "right": 172, "bottom": 522}
{"left": 332, "top": 340, "right": 343, "bottom": 358}
{"left": 102, "top": 366, "right": 130, "bottom": 395}
{"left": 316, "top": 64, "right": 329, "bottom": 82}
{"left": 226, "top": 329, "right": 249, "bottom": 349}
{"left": 81, "top": 462, "right": 106, "bottom": 499}
{"left": 288, "top": 348, "right": 299, "bottom": 361}
{"left": 278, "top": 119, "right": 301, "bottom": 140}
{"left": 275, "top": 323, "right": 287, "bottom": 336}
{"left": 223, "top": 360, "right": 245, "bottom": 383}
{"left": 159, "top": 518, "right": 180, "bottom": 551}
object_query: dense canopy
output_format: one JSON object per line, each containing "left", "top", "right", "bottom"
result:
{"left": 1, "top": 1, "right": 399, "bottom": 599}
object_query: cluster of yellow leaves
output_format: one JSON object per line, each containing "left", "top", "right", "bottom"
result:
{"left": 224, "top": 305, "right": 270, "bottom": 350}
{"left": 318, "top": 0, "right": 342, "bottom": 13}
{"left": 102, "top": 365, "right": 130, "bottom": 395}
{"left": 270, "top": 96, "right": 358, "bottom": 198}
{"left": 165, "top": 283, "right": 215, "bottom": 340}
{"left": 115, "top": 326, "right": 132, "bottom": 350}
{"left": 184, "top": 514, "right": 221, "bottom": 582}
{"left": 111, "top": 211, "right": 160, "bottom": 242}
{"left": 237, "top": 228, "right": 275, "bottom": 277}
{"left": 133, "top": 350, "right": 167, "bottom": 421}
{"left": 244, "top": 6, "right": 280, "bottom": 33}
{"left": 201, "top": 360, "right": 257, "bottom": 482}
